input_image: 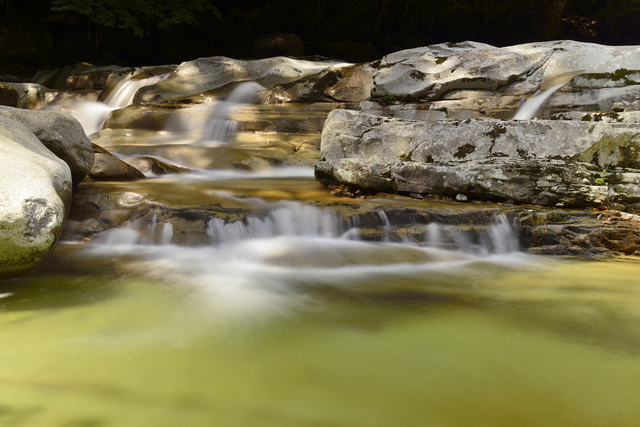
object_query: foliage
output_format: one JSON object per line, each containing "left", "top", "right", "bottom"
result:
{"left": 51, "top": 0, "right": 219, "bottom": 50}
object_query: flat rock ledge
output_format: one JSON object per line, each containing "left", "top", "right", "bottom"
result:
{"left": 315, "top": 110, "right": 640, "bottom": 213}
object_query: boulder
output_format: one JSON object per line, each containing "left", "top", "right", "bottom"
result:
{"left": 315, "top": 110, "right": 640, "bottom": 212}
{"left": 262, "top": 63, "right": 374, "bottom": 104}
{"left": 31, "top": 68, "right": 62, "bottom": 88}
{"left": 89, "top": 153, "right": 146, "bottom": 181}
{"left": 0, "top": 84, "right": 20, "bottom": 107}
{"left": 126, "top": 157, "right": 190, "bottom": 175}
{"left": 0, "top": 115, "right": 71, "bottom": 279}
{"left": 253, "top": 33, "right": 304, "bottom": 58}
{"left": 132, "top": 56, "right": 352, "bottom": 104}
{"left": 0, "top": 83, "right": 54, "bottom": 109}
{"left": 0, "top": 107, "right": 94, "bottom": 185}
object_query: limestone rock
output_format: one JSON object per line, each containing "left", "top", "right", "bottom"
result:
{"left": 133, "top": 56, "right": 352, "bottom": 104}
{"left": 89, "top": 153, "right": 146, "bottom": 181}
{"left": 0, "top": 106, "right": 94, "bottom": 185}
{"left": 0, "top": 115, "right": 71, "bottom": 279}
{"left": 315, "top": 110, "right": 640, "bottom": 211}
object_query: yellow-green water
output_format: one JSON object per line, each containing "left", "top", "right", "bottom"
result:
{"left": 2, "top": 244, "right": 640, "bottom": 427}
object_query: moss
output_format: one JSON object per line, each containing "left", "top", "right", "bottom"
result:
{"left": 453, "top": 143, "right": 476, "bottom": 159}
{"left": 435, "top": 57, "right": 447, "bottom": 64}
{"left": 377, "top": 95, "right": 397, "bottom": 106}
{"left": 580, "top": 68, "right": 640, "bottom": 86}
{"left": 581, "top": 114, "right": 592, "bottom": 121}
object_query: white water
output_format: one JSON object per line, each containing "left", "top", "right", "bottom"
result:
{"left": 165, "top": 81, "right": 266, "bottom": 143}
{"left": 51, "top": 73, "right": 171, "bottom": 136}
{"left": 512, "top": 82, "right": 565, "bottom": 120}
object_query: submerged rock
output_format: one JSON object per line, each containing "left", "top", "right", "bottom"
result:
{"left": 315, "top": 110, "right": 640, "bottom": 212}
{"left": 0, "top": 115, "right": 71, "bottom": 279}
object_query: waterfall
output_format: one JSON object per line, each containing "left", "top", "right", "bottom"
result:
{"left": 50, "top": 73, "right": 171, "bottom": 136}
{"left": 512, "top": 82, "right": 565, "bottom": 120}
{"left": 165, "top": 81, "right": 266, "bottom": 143}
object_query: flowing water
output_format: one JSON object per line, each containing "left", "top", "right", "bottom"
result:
{"left": 3, "top": 76, "right": 640, "bottom": 426}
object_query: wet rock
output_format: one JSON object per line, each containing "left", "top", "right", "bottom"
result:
{"left": 263, "top": 63, "right": 374, "bottom": 104}
{"left": 126, "top": 157, "right": 190, "bottom": 175}
{"left": 315, "top": 110, "right": 640, "bottom": 211}
{"left": 0, "top": 115, "right": 71, "bottom": 279}
{"left": 0, "top": 84, "right": 20, "bottom": 107}
{"left": 132, "top": 56, "right": 351, "bottom": 104}
{"left": 0, "top": 83, "right": 53, "bottom": 109}
{"left": 253, "top": 33, "right": 304, "bottom": 58}
{"left": 0, "top": 106, "right": 94, "bottom": 185}
{"left": 88, "top": 153, "right": 146, "bottom": 181}
{"left": 31, "top": 68, "right": 61, "bottom": 88}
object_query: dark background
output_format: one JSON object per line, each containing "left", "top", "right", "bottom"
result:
{"left": 2, "top": 0, "right": 640, "bottom": 68}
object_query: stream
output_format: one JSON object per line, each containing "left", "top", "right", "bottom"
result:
{"left": 1, "top": 76, "right": 640, "bottom": 427}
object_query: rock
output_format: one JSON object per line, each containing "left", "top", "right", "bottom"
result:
{"left": 0, "top": 13, "right": 53, "bottom": 63}
{"left": 31, "top": 68, "right": 62, "bottom": 88}
{"left": 0, "top": 106, "right": 94, "bottom": 185}
{"left": 97, "top": 66, "right": 177, "bottom": 104}
{"left": 132, "top": 56, "right": 352, "bottom": 104}
{"left": 0, "top": 115, "right": 71, "bottom": 279}
{"left": 0, "top": 83, "right": 54, "bottom": 109}
{"left": 0, "top": 84, "right": 20, "bottom": 107}
{"left": 262, "top": 63, "right": 374, "bottom": 104}
{"left": 253, "top": 33, "right": 304, "bottom": 58}
{"left": 88, "top": 152, "right": 146, "bottom": 181}
{"left": 315, "top": 110, "right": 640, "bottom": 212}
{"left": 126, "top": 157, "right": 190, "bottom": 175}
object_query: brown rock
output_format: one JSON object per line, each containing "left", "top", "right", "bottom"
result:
{"left": 88, "top": 152, "right": 146, "bottom": 181}
{"left": 0, "top": 84, "right": 19, "bottom": 107}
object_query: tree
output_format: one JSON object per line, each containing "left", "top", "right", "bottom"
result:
{"left": 51, "top": 0, "right": 219, "bottom": 51}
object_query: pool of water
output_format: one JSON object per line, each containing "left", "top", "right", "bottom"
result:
{"left": 2, "top": 238, "right": 640, "bottom": 426}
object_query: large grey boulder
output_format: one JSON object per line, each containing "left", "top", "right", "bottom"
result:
{"left": 0, "top": 107, "right": 94, "bottom": 185}
{"left": 0, "top": 115, "right": 71, "bottom": 280}
{"left": 315, "top": 110, "right": 640, "bottom": 211}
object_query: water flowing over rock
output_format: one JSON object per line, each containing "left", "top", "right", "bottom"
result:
{"left": 132, "top": 56, "right": 351, "bottom": 104}
{"left": 0, "top": 116, "right": 71, "bottom": 279}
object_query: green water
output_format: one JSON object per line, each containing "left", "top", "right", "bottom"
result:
{"left": 2, "top": 245, "right": 640, "bottom": 427}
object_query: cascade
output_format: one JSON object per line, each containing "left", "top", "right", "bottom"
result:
{"left": 51, "top": 73, "right": 171, "bottom": 136}
{"left": 512, "top": 82, "right": 565, "bottom": 120}
{"left": 165, "top": 81, "right": 266, "bottom": 143}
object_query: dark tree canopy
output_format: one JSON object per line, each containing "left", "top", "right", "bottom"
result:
{"left": 1, "top": 0, "right": 640, "bottom": 65}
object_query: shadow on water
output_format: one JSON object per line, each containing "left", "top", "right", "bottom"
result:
{"left": 0, "top": 245, "right": 121, "bottom": 313}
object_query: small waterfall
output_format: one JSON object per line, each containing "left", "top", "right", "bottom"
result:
{"left": 489, "top": 213, "right": 519, "bottom": 254}
{"left": 165, "top": 81, "right": 266, "bottom": 143}
{"left": 51, "top": 73, "right": 171, "bottom": 136}
{"left": 421, "top": 215, "right": 519, "bottom": 255}
{"left": 426, "top": 223, "right": 441, "bottom": 247}
{"left": 512, "top": 82, "right": 565, "bottom": 120}
{"left": 103, "top": 74, "right": 170, "bottom": 109}
{"left": 206, "top": 203, "right": 339, "bottom": 245}
{"left": 101, "top": 218, "right": 174, "bottom": 245}
{"left": 378, "top": 210, "right": 392, "bottom": 242}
